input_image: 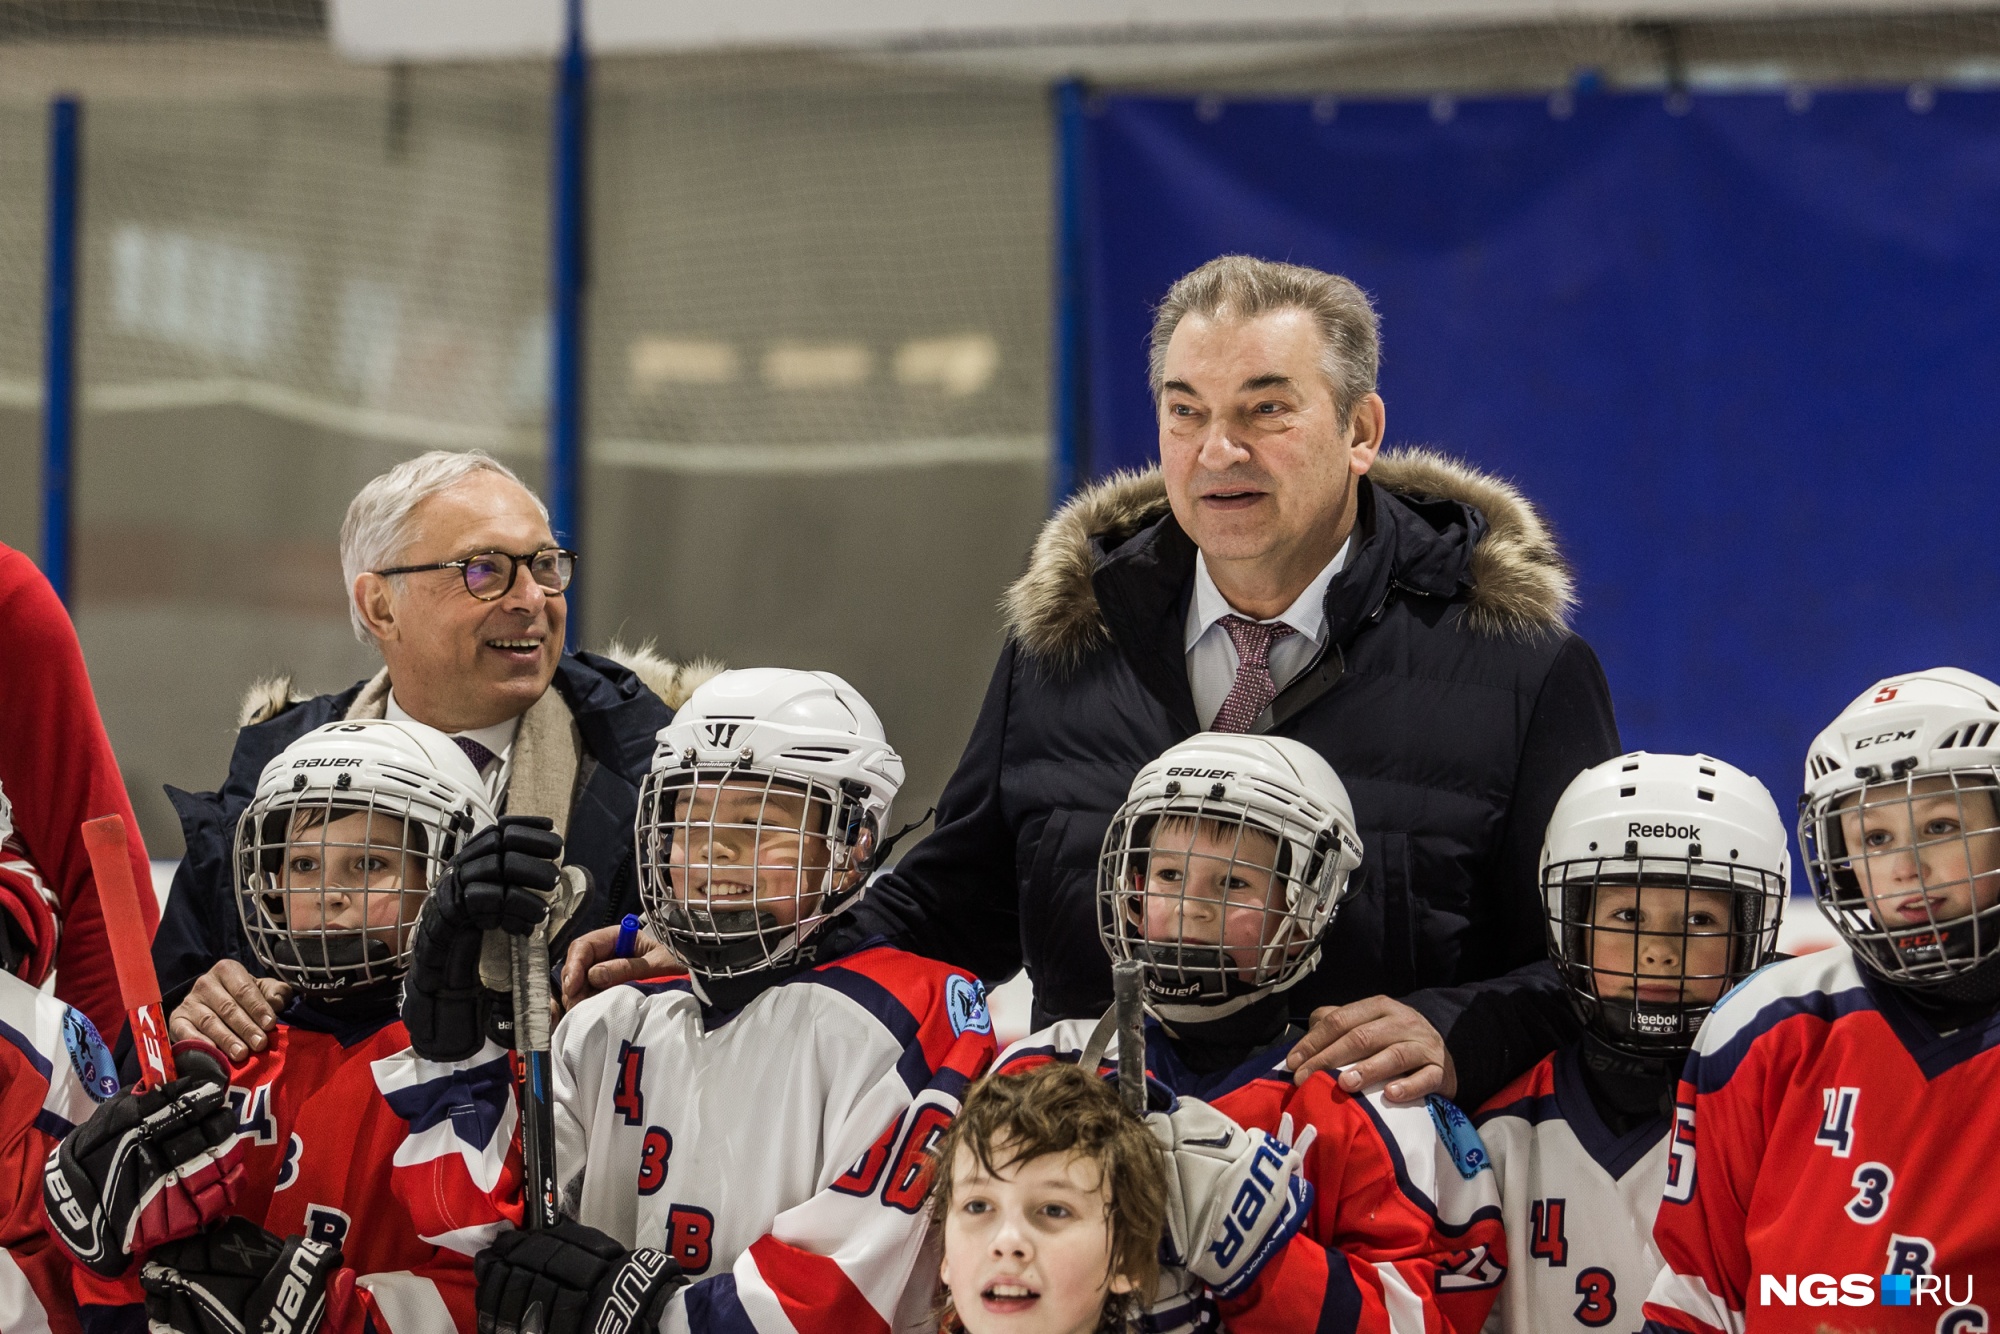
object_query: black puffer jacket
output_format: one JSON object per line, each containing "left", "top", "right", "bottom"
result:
{"left": 848, "top": 450, "right": 1620, "bottom": 1107}
{"left": 152, "top": 648, "right": 712, "bottom": 1011}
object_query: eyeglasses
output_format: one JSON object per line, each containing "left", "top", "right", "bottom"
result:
{"left": 374, "top": 547, "right": 577, "bottom": 601}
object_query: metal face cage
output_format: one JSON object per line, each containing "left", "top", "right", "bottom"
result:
{"left": 1543, "top": 855, "right": 1781, "bottom": 1054}
{"left": 635, "top": 765, "right": 872, "bottom": 978}
{"left": 1096, "top": 788, "right": 1348, "bottom": 1009}
{"left": 234, "top": 780, "right": 467, "bottom": 997}
{"left": 1800, "top": 769, "right": 2000, "bottom": 986}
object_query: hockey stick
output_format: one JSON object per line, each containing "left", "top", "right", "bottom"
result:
{"left": 1112, "top": 959, "right": 1147, "bottom": 1117}
{"left": 512, "top": 921, "right": 559, "bottom": 1230}
{"left": 80, "top": 815, "right": 176, "bottom": 1093}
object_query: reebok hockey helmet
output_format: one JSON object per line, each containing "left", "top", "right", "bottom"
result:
{"left": 1800, "top": 668, "right": 2000, "bottom": 998}
{"left": 236, "top": 720, "right": 493, "bottom": 998}
{"left": 1097, "top": 733, "right": 1364, "bottom": 1024}
{"left": 1542, "top": 752, "right": 1788, "bottom": 1056}
{"left": 636, "top": 668, "right": 905, "bottom": 978}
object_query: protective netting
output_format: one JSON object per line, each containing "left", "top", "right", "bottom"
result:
{"left": 4, "top": 7, "right": 1999, "bottom": 856}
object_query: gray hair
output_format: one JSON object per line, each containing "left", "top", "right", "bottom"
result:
{"left": 1148, "top": 255, "right": 1381, "bottom": 427}
{"left": 339, "top": 450, "right": 547, "bottom": 644}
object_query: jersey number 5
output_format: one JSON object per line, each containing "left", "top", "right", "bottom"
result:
{"left": 1662, "top": 1104, "right": 1697, "bottom": 1205}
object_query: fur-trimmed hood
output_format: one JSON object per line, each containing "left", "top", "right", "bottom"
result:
{"left": 238, "top": 640, "right": 722, "bottom": 728}
{"left": 1000, "top": 446, "right": 1575, "bottom": 666}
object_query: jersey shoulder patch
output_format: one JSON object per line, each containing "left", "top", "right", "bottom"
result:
{"left": 62, "top": 1005, "right": 119, "bottom": 1102}
{"left": 944, "top": 974, "right": 991, "bottom": 1037}
{"left": 1427, "top": 1094, "right": 1493, "bottom": 1179}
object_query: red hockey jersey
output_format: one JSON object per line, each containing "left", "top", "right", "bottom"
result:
{"left": 1000, "top": 1019, "right": 1508, "bottom": 1334}
{"left": 78, "top": 1003, "right": 518, "bottom": 1334}
{"left": 1641, "top": 948, "right": 2000, "bottom": 1334}
{"left": 1, "top": 968, "right": 120, "bottom": 1334}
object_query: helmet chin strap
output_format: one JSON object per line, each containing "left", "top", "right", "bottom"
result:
{"left": 1139, "top": 944, "right": 1316, "bottom": 1029}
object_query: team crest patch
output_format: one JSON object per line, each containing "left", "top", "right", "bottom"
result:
{"left": 63, "top": 1008, "right": 120, "bottom": 1102}
{"left": 1426, "top": 1094, "right": 1490, "bottom": 1179}
{"left": 946, "top": 975, "right": 992, "bottom": 1037}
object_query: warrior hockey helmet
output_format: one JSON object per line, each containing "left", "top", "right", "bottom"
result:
{"left": 1097, "top": 733, "right": 1364, "bottom": 1024}
{"left": 636, "top": 668, "right": 905, "bottom": 979}
{"left": 1800, "top": 668, "right": 2000, "bottom": 998}
{"left": 1542, "top": 752, "right": 1788, "bottom": 1056}
{"left": 236, "top": 720, "right": 493, "bottom": 997}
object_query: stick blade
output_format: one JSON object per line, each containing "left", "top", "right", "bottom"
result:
{"left": 82, "top": 815, "right": 174, "bottom": 1090}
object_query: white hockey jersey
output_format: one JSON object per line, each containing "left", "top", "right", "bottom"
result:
{"left": 422, "top": 945, "right": 997, "bottom": 1334}
{"left": 1473, "top": 1044, "right": 1669, "bottom": 1334}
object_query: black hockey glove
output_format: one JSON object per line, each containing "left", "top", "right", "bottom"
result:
{"left": 475, "top": 1220, "right": 684, "bottom": 1334}
{"left": 44, "top": 1041, "right": 244, "bottom": 1276}
{"left": 406, "top": 815, "right": 564, "bottom": 1061}
{"left": 141, "top": 1217, "right": 353, "bottom": 1334}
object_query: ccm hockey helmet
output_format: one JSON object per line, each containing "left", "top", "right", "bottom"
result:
{"left": 236, "top": 720, "right": 493, "bottom": 997}
{"left": 1097, "top": 733, "right": 1364, "bottom": 1023}
{"left": 1800, "top": 668, "right": 2000, "bottom": 998}
{"left": 635, "top": 668, "right": 904, "bottom": 978}
{"left": 1542, "top": 752, "right": 1788, "bottom": 1056}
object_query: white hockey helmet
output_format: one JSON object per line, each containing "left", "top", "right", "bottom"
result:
{"left": 1799, "top": 668, "right": 2000, "bottom": 997}
{"left": 635, "top": 668, "right": 905, "bottom": 979}
{"left": 1097, "top": 733, "right": 1364, "bottom": 1023}
{"left": 1541, "top": 752, "right": 1788, "bottom": 1055}
{"left": 235, "top": 720, "right": 494, "bottom": 997}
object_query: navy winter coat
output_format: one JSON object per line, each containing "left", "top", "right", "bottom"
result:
{"left": 847, "top": 451, "right": 1621, "bottom": 1107}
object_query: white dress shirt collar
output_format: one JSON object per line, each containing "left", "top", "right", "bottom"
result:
{"left": 1185, "top": 536, "right": 1354, "bottom": 653}
{"left": 384, "top": 691, "right": 520, "bottom": 795}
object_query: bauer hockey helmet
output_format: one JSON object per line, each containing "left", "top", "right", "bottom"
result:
{"left": 1799, "top": 668, "right": 2000, "bottom": 999}
{"left": 236, "top": 720, "right": 493, "bottom": 997}
{"left": 1097, "top": 733, "right": 1364, "bottom": 1023}
{"left": 635, "top": 668, "right": 905, "bottom": 978}
{"left": 1542, "top": 752, "right": 1788, "bottom": 1056}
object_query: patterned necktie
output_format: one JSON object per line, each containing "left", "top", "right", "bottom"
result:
{"left": 454, "top": 736, "right": 497, "bottom": 775}
{"left": 1211, "top": 616, "right": 1296, "bottom": 733}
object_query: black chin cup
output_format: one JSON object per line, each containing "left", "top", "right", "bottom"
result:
{"left": 1133, "top": 942, "right": 1235, "bottom": 1006}
{"left": 1585, "top": 994, "right": 1703, "bottom": 1059}
{"left": 267, "top": 930, "right": 397, "bottom": 995}
{"left": 662, "top": 904, "right": 786, "bottom": 975}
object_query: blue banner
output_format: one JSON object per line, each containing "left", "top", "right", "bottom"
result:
{"left": 1082, "top": 88, "right": 2000, "bottom": 836}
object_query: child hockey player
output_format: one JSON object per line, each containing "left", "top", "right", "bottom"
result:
{"left": 44, "top": 718, "right": 520, "bottom": 1333}
{"left": 1473, "top": 752, "right": 1788, "bottom": 1333}
{"left": 1643, "top": 668, "right": 2000, "bottom": 1333}
{"left": 424, "top": 668, "right": 999, "bottom": 1334}
{"left": 931, "top": 1062, "right": 1167, "bottom": 1334}
{"left": 998, "top": 732, "right": 1509, "bottom": 1334}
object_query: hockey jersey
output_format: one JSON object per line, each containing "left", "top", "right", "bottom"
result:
{"left": 401, "top": 943, "right": 998, "bottom": 1334}
{"left": 1474, "top": 1045, "right": 1669, "bottom": 1334}
{"left": 1641, "top": 948, "right": 2000, "bottom": 1334}
{"left": 998, "top": 1019, "right": 1508, "bottom": 1334}
{"left": 76, "top": 999, "right": 518, "bottom": 1334}
{"left": 1, "top": 968, "right": 118, "bottom": 1334}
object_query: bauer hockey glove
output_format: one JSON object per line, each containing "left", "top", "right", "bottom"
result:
{"left": 1146, "top": 1098, "right": 1317, "bottom": 1301}
{"left": 141, "top": 1217, "right": 354, "bottom": 1334}
{"left": 406, "top": 814, "right": 564, "bottom": 1061}
{"left": 44, "top": 1040, "right": 245, "bottom": 1276}
{"left": 475, "top": 1219, "right": 685, "bottom": 1334}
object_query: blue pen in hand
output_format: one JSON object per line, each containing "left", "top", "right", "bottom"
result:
{"left": 614, "top": 913, "right": 642, "bottom": 960}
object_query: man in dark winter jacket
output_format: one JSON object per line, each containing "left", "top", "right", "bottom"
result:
{"left": 160, "top": 450, "right": 715, "bottom": 1061}
{"left": 845, "top": 256, "right": 1620, "bottom": 1111}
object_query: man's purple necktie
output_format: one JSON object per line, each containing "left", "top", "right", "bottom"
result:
{"left": 1211, "top": 616, "right": 1296, "bottom": 733}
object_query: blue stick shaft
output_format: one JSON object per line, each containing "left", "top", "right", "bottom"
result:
{"left": 548, "top": 0, "right": 588, "bottom": 650}
{"left": 42, "top": 96, "right": 80, "bottom": 603}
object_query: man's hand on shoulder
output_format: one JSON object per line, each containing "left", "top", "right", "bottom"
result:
{"left": 1286, "top": 995, "right": 1456, "bottom": 1104}
{"left": 168, "top": 960, "right": 290, "bottom": 1064}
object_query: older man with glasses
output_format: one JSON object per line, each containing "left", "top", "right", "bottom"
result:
{"left": 157, "top": 449, "right": 716, "bottom": 1061}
